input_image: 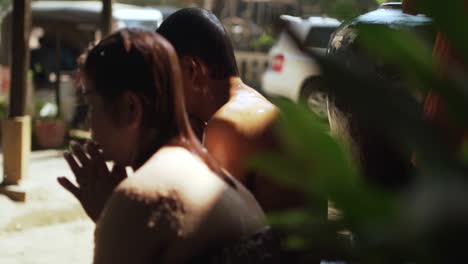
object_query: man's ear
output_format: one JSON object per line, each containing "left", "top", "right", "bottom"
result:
{"left": 118, "top": 91, "right": 143, "bottom": 128}
{"left": 192, "top": 58, "right": 209, "bottom": 81}
{"left": 181, "top": 56, "right": 208, "bottom": 83}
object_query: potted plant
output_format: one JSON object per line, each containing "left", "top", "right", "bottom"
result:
{"left": 34, "top": 101, "right": 67, "bottom": 149}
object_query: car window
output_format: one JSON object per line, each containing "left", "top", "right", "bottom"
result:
{"left": 304, "top": 27, "right": 337, "bottom": 48}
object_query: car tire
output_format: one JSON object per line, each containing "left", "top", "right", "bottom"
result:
{"left": 299, "top": 77, "right": 328, "bottom": 119}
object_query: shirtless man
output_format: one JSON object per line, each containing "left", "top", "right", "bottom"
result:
{"left": 157, "top": 8, "right": 303, "bottom": 211}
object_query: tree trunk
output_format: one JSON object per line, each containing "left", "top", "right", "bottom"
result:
{"left": 101, "top": 0, "right": 113, "bottom": 37}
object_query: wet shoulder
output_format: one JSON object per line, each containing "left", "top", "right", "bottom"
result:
{"left": 106, "top": 147, "right": 265, "bottom": 261}
{"left": 211, "top": 87, "right": 279, "bottom": 137}
{"left": 115, "top": 146, "right": 263, "bottom": 222}
{"left": 117, "top": 147, "right": 226, "bottom": 207}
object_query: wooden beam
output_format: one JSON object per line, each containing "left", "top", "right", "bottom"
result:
{"left": 55, "top": 34, "right": 62, "bottom": 117}
{"left": 9, "top": 0, "right": 31, "bottom": 117}
{"left": 0, "top": 184, "right": 27, "bottom": 202}
{"left": 101, "top": 0, "right": 113, "bottom": 37}
{"left": 1, "top": 116, "right": 31, "bottom": 200}
{"left": 2, "top": 0, "right": 31, "bottom": 200}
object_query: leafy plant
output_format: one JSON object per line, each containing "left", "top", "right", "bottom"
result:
{"left": 250, "top": 33, "right": 276, "bottom": 52}
{"left": 252, "top": 0, "right": 468, "bottom": 262}
{"left": 35, "top": 100, "right": 62, "bottom": 120}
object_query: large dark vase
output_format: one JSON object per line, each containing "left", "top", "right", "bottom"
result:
{"left": 326, "top": 2, "right": 434, "bottom": 190}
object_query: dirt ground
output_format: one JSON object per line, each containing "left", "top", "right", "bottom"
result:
{"left": 0, "top": 219, "right": 94, "bottom": 264}
{"left": 0, "top": 150, "right": 95, "bottom": 264}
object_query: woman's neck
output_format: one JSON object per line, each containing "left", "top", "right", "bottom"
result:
{"left": 131, "top": 128, "right": 172, "bottom": 170}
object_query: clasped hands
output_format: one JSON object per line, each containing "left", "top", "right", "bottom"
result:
{"left": 58, "top": 141, "right": 127, "bottom": 222}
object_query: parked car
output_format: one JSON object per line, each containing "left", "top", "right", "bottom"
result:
{"left": 262, "top": 15, "right": 341, "bottom": 117}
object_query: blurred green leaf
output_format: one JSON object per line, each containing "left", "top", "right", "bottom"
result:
{"left": 416, "top": 0, "right": 468, "bottom": 62}
{"left": 356, "top": 23, "right": 468, "bottom": 130}
{"left": 249, "top": 152, "right": 311, "bottom": 193}
{"left": 285, "top": 234, "right": 308, "bottom": 251}
{"left": 252, "top": 1, "right": 468, "bottom": 262}
{"left": 357, "top": 24, "right": 435, "bottom": 87}
{"left": 460, "top": 141, "right": 468, "bottom": 165}
{"left": 253, "top": 99, "right": 396, "bottom": 228}
{"left": 267, "top": 209, "right": 317, "bottom": 229}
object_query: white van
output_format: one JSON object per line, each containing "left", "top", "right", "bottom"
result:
{"left": 262, "top": 15, "right": 340, "bottom": 117}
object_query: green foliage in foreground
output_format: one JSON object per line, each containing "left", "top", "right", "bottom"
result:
{"left": 252, "top": 0, "right": 468, "bottom": 262}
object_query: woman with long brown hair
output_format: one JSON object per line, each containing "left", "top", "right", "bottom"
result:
{"left": 58, "top": 29, "right": 265, "bottom": 263}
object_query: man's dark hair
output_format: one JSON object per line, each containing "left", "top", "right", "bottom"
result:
{"left": 156, "top": 7, "right": 239, "bottom": 79}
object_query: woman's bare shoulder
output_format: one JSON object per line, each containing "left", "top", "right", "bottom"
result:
{"left": 115, "top": 146, "right": 263, "bottom": 221}
{"left": 94, "top": 176, "right": 187, "bottom": 264}
{"left": 118, "top": 147, "right": 225, "bottom": 201}
{"left": 97, "top": 146, "right": 265, "bottom": 262}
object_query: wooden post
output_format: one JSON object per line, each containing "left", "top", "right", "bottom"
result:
{"left": 1, "top": 0, "right": 32, "bottom": 201}
{"left": 55, "top": 34, "right": 62, "bottom": 116}
{"left": 258, "top": 2, "right": 265, "bottom": 27}
{"left": 9, "top": 0, "right": 30, "bottom": 117}
{"left": 231, "top": 0, "right": 238, "bottom": 17}
{"left": 101, "top": 0, "right": 113, "bottom": 37}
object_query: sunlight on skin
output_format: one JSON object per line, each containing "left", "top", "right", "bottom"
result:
{"left": 87, "top": 30, "right": 267, "bottom": 264}
{"left": 203, "top": 77, "right": 308, "bottom": 211}
{"left": 95, "top": 146, "right": 265, "bottom": 263}
{"left": 134, "top": 146, "right": 264, "bottom": 233}
{"left": 212, "top": 78, "right": 279, "bottom": 138}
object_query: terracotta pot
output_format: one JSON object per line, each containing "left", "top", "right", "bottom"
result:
{"left": 35, "top": 119, "right": 67, "bottom": 149}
